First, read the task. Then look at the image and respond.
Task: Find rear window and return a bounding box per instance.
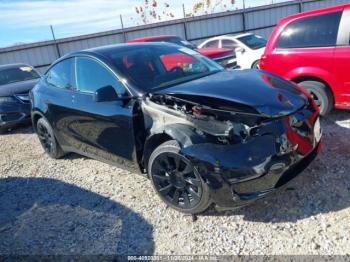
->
[0,66,40,86]
[277,11,342,49]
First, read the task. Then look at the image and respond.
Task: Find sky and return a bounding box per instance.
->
[0,0,279,48]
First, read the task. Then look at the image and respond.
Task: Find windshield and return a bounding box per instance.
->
[0,66,40,86]
[106,45,223,91]
[147,37,197,50]
[237,34,267,50]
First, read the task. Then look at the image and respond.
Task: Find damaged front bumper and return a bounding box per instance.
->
[180,110,322,210]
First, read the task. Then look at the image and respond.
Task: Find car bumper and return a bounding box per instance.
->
[181,106,321,210]
[215,142,321,211]
[0,101,31,129]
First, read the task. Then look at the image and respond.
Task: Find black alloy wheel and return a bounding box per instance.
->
[36,118,64,159]
[148,140,210,214]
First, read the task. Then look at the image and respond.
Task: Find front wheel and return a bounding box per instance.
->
[148,140,211,214]
[298,80,333,116]
[36,117,65,159]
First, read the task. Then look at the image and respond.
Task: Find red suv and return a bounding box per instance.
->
[260,3,350,115]
[128,35,237,69]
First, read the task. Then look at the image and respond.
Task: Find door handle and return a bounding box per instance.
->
[72,95,75,103]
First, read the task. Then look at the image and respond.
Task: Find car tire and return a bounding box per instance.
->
[298,80,333,116]
[148,140,211,214]
[36,117,65,159]
[251,60,260,69]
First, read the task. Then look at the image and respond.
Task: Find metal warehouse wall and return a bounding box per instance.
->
[0,0,348,72]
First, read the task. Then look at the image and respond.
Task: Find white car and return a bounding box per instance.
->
[198,33,267,69]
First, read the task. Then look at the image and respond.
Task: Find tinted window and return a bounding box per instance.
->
[222,39,239,49]
[75,57,126,95]
[104,45,222,91]
[277,12,342,49]
[0,66,40,86]
[237,34,267,49]
[203,40,219,48]
[46,59,74,89]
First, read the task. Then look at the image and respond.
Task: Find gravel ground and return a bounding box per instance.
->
[0,110,350,256]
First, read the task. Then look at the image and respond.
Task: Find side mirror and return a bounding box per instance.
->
[94,85,119,102]
[236,47,245,53]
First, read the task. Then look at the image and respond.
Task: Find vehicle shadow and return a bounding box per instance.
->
[0,177,154,255]
[0,123,34,135]
[205,110,350,222]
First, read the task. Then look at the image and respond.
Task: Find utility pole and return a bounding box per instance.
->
[120,14,127,43]
[50,25,61,58]
[182,4,188,40]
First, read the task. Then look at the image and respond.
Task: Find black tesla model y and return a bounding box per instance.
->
[30,43,322,214]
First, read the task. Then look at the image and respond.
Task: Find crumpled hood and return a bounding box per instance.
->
[0,78,39,97]
[155,70,308,118]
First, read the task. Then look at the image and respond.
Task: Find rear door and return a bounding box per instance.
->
[43,58,78,148]
[334,8,350,107]
[269,11,342,80]
[70,56,138,167]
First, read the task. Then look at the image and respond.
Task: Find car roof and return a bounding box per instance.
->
[70,42,177,56]
[202,33,253,42]
[127,35,177,43]
[227,33,253,38]
[279,2,350,23]
[0,63,32,71]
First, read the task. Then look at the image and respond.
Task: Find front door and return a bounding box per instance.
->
[70,56,138,168]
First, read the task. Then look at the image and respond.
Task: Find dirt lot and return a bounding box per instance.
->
[0,110,350,255]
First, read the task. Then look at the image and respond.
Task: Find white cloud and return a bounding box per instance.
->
[0,0,261,40]
[0,0,187,37]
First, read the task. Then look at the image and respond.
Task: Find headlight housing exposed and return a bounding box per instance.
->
[0,96,17,103]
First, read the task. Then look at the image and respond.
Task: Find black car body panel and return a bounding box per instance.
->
[155,70,308,118]
[31,43,321,210]
[0,65,40,130]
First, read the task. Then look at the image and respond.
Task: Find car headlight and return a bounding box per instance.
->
[0,96,16,103]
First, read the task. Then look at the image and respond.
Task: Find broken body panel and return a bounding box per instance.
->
[139,70,321,209]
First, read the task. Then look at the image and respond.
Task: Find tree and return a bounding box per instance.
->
[132,0,236,25]
[186,0,236,17]
[132,0,174,25]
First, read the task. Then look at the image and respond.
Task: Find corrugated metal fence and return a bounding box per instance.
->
[0,0,347,72]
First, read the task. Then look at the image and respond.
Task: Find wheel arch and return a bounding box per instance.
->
[292,75,335,105]
[142,123,206,173]
[31,110,46,132]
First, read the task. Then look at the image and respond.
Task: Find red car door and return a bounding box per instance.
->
[333,8,350,108]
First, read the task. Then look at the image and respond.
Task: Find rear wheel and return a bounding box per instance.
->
[298,80,333,116]
[251,60,260,69]
[36,117,64,159]
[148,140,211,214]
